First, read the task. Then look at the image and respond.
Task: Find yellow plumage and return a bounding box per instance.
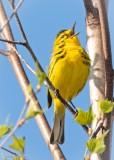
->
[48,23,90,144]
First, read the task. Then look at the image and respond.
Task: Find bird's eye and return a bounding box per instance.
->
[61,35,65,38]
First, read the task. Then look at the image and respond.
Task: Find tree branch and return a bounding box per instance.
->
[0,49,9,56]
[0,1,66,159]
[1,147,18,156]
[84,0,113,159]
[8,0,28,43]
[97,1,113,159]
[0,0,24,33]
[0,37,26,45]
[84,0,106,159]
[0,34,36,75]
[97,0,113,100]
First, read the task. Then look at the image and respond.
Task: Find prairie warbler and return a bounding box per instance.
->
[48,23,90,144]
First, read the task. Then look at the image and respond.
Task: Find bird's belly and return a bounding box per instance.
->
[50,56,89,102]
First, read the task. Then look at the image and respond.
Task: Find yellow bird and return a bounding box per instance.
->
[47,23,90,144]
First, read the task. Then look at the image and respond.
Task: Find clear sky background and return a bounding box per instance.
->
[0,0,114,160]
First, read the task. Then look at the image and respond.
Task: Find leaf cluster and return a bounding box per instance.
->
[0,124,25,160]
[75,100,113,155]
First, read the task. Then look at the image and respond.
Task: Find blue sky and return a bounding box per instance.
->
[0,0,114,160]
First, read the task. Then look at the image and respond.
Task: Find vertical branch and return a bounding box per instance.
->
[97,0,113,100]
[83,0,105,160]
[97,1,113,160]
[0,1,66,159]
[84,0,113,160]
[83,0,105,115]
[104,0,109,13]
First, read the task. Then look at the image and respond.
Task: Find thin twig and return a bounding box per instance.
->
[0,102,27,148]
[1,33,36,76]
[84,119,104,159]
[0,49,9,56]
[91,120,104,138]
[1,147,18,156]
[0,0,24,33]
[0,37,26,45]
[8,0,28,42]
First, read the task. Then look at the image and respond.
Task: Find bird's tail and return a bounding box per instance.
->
[50,113,65,144]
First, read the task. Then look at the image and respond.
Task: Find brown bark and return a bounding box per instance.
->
[84,0,113,159]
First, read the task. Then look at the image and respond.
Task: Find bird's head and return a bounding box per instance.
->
[53,22,80,49]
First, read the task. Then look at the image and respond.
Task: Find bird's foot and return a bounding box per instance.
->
[53,89,59,98]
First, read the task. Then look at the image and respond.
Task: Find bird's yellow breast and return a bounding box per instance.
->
[49,46,90,102]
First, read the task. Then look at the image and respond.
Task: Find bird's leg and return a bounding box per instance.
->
[53,89,59,98]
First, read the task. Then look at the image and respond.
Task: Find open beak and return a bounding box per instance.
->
[69,22,80,36]
[75,32,80,36]
[69,22,76,36]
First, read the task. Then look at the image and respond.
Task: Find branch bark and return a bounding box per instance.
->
[84,0,105,118]
[97,1,113,160]
[0,1,65,159]
[84,0,113,160]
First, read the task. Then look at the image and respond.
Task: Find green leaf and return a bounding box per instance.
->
[87,138,106,154]
[86,130,109,154]
[0,124,12,138]
[36,63,46,86]
[25,104,43,119]
[9,135,25,153]
[98,100,114,113]
[75,107,95,125]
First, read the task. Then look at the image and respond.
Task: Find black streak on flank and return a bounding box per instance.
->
[82,61,90,66]
[54,50,63,56]
[49,52,66,79]
[59,44,64,48]
[56,52,66,63]
[81,54,89,60]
